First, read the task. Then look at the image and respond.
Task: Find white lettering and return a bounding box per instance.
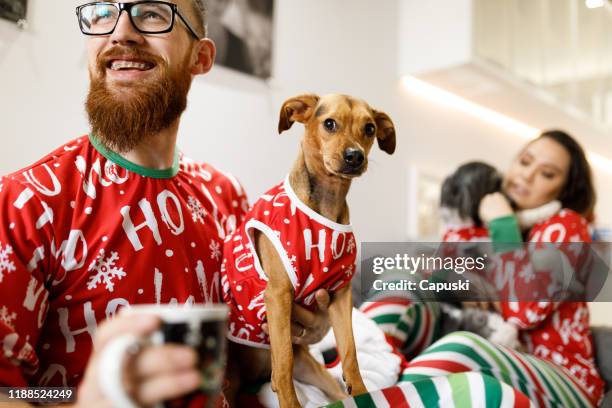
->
[39,364,68,387]
[27,246,45,272]
[105,298,130,320]
[195,260,220,304]
[331,230,346,260]
[51,230,88,285]
[24,164,61,197]
[200,184,226,239]
[58,301,97,353]
[303,228,326,262]
[22,276,50,329]
[157,190,184,236]
[120,199,162,251]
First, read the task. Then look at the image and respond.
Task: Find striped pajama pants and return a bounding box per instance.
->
[344,298,597,408]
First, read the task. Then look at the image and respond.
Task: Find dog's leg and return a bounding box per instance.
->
[293,345,348,402]
[257,233,301,408]
[328,285,367,396]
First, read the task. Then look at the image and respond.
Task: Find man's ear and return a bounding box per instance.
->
[191,39,216,75]
[374,110,396,155]
[278,94,320,134]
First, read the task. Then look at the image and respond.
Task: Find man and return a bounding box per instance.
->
[0,1,330,406]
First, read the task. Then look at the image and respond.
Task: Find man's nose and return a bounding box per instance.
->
[110,11,144,45]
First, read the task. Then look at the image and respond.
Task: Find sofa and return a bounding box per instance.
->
[592,327,612,407]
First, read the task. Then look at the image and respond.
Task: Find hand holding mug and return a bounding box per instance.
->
[77,304,228,408]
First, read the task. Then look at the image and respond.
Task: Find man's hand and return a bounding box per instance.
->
[479,192,514,225]
[76,313,201,408]
[262,289,331,345]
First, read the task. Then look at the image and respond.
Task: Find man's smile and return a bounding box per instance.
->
[108,60,155,71]
[103,55,158,81]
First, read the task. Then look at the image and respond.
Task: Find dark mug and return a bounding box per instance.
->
[98,304,228,408]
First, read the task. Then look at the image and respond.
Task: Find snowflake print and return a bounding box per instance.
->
[0,242,16,283]
[344,264,355,278]
[187,196,207,224]
[87,250,127,292]
[209,240,222,261]
[0,306,16,329]
[347,236,356,254]
[287,254,300,276]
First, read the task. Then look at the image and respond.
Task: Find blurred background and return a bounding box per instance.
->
[0,0,610,318]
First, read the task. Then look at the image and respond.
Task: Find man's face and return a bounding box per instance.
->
[84,0,214,152]
[86,0,199,89]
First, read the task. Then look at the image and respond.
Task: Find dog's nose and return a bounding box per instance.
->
[343,148,365,168]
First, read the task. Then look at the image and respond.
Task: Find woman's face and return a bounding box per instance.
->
[503,137,570,210]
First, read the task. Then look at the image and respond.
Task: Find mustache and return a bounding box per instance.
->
[96,46,165,73]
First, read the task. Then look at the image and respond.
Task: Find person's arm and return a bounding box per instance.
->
[0,175,205,407]
[479,192,522,252]
[0,177,52,388]
[482,195,589,328]
[0,309,204,408]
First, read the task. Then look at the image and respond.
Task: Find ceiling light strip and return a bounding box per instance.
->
[401,75,612,173]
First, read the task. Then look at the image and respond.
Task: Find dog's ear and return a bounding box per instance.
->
[278,94,320,134]
[374,110,396,155]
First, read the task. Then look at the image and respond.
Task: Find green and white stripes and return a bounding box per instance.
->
[358,296,597,407]
[326,372,536,408]
[399,332,594,407]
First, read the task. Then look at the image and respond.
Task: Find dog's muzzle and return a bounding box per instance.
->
[342,148,365,173]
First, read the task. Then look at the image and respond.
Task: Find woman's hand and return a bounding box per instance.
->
[262,289,331,345]
[479,193,514,224]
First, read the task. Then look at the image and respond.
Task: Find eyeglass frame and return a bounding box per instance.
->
[75,1,201,39]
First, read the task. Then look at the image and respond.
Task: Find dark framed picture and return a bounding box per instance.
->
[206,0,274,79]
[0,0,27,23]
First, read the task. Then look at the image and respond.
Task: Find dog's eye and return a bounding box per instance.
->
[323,118,337,132]
[364,123,376,136]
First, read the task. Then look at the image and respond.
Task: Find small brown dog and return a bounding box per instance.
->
[222,94,396,407]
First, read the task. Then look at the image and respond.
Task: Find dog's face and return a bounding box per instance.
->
[278,94,396,179]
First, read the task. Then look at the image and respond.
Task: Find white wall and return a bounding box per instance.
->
[398,0,473,75]
[1,0,610,322]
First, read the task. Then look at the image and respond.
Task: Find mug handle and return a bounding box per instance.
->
[98,334,142,408]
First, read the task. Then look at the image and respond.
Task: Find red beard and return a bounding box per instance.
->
[86,46,193,153]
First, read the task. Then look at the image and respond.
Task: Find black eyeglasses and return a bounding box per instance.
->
[76,1,200,39]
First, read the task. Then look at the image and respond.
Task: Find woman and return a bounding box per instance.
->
[357,130,604,407]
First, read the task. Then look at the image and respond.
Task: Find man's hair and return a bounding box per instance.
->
[189,0,207,38]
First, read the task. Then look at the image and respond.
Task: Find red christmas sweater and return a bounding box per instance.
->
[221,178,357,348]
[442,224,489,242]
[0,135,248,390]
[444,211,604,405]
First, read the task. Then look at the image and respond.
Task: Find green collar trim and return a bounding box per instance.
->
[88,134,180,179]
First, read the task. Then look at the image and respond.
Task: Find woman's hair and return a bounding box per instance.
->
[536,130,596,219]
[440,161,502,227]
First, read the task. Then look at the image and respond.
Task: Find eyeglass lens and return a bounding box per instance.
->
[79,2,173,34]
